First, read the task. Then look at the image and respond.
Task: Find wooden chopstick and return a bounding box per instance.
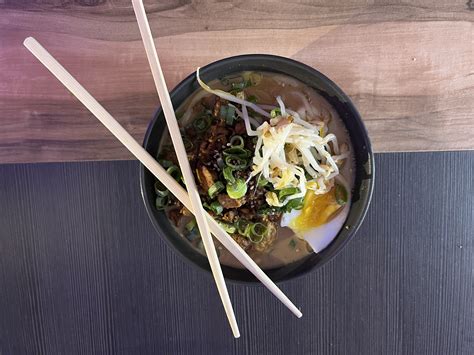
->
[23,36,303,324]
[130,0,239,338]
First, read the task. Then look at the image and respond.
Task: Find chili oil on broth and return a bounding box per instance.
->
[158,71,354,270]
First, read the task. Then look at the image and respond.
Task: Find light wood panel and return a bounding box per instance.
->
[0,1,473,163]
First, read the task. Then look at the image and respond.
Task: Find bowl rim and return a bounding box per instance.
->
[139,54,374,285]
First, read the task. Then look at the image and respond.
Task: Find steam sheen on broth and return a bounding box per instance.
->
[156,71,354,270]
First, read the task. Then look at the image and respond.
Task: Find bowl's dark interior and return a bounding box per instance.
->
[140,55,374,283]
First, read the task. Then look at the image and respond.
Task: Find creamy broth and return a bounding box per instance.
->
[159,71,354,270]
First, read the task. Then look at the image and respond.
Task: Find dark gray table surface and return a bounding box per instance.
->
[0,152,473,355]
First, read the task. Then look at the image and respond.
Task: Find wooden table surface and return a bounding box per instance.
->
[1,1,473,163]
[0,152,472,354]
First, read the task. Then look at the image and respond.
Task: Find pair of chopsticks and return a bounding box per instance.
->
[23,0,301,337]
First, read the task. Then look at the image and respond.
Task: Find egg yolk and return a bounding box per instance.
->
[290,187,342,232]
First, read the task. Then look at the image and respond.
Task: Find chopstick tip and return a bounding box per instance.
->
[23,36,35,47]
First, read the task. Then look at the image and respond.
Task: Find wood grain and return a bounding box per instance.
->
[0,1,473,163]
[0,152,472,354]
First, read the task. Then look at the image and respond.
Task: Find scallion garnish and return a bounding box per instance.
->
[208,181,224,198]
[220,105,236,125]
[224,155,248,170]
[185,218,197,232]
[257,176,269,187]
[223,146,251,158]
[209,201,223,215]
[247,95,258,104]
[159,159,174,169]
[335,183,348,205]
[249,223,267,243]
[270,108,281,118]
[236,220,251,237]
[223,166,235,184]
[166,165,182,183]
[278,187,299,200]
[284,197,304,212]
[226,178,247,199]
[218,221,236,234]
[229,135,244,148]
[231,80,251,91]
[289,239,297,249]
[154,181,169,197]
[183,137,194,152]
[193,114,211,132]
[155,195,169,210]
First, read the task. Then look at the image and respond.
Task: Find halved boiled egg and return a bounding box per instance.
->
[281,178,350,253]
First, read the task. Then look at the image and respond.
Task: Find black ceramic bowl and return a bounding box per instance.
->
[140,55,374,283]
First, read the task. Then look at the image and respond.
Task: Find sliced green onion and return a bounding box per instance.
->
[209,201,223,215]
[284,198,304,212]
[226,106,235,125]
[224,155,248,170]
[289,239,297,249]
[249,223,267,243]
[231,80,251,90]
[236,220,251,237]
[220,105,236,125]
[270,108,281,118]
[193,114,211,132]
[223,147,251,158]
[204,201,223,215]
[218,221,236,234]
[183,137,194,152]
[257,176,269,187]
[208,181,224,198]
[226,114,234,126]
[335,183,348,205]
[185,219,197,232]
[159,159,174,169]
[278,187,299,200]
[197,239,204,252]
[229,135,244,148]
[247,95,258,104]
[223,166,235,184]
[154,181,169,197]
[155,195,168,210]
[226,178,247,199]
[216,157,225,169]
[167,166,182,183]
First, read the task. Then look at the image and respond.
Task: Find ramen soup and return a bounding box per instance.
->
[154,71,354,270]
